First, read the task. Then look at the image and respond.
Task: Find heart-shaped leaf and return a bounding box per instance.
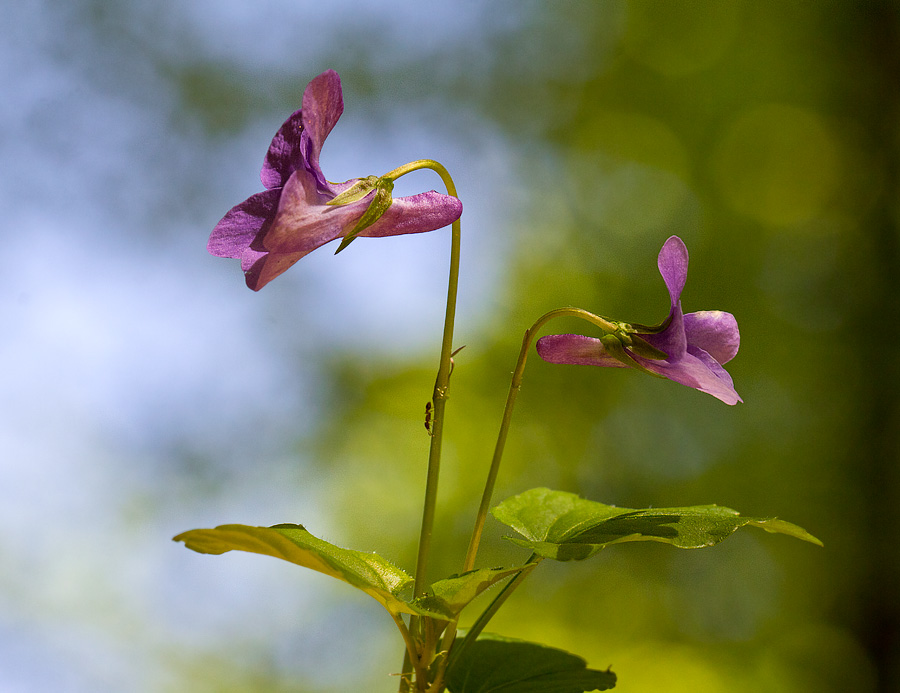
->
[492,488,822,561]
[446,633,616,692]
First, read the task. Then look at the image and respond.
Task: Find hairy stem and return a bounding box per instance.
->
[392,612,426,687]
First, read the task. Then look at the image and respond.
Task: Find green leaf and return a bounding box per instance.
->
[492,488,822,561]
[413,566,529,620]
[174,525,531,622]
[446,633,616,692]
[174,523,426,617]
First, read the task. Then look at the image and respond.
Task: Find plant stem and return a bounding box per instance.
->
[390,160,461,692]
[426,307,615,689]
[461,307,616,571]
[429,556,539,690]
[391,612,426,687]
[409,160,460,597]
[443,555,540,676]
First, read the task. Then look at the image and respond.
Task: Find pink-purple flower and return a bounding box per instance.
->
[208,70,463,290]
[536,236,742,405]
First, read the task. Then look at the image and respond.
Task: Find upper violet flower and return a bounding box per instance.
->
[208,70,463,290]
[536,236,742,404]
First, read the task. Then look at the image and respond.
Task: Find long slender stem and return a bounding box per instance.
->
[462,307,617,572]
[409,161,460,597]
[391,160,461,693]
[428,307,616,688]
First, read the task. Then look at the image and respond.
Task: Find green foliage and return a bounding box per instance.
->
[174,524,529,622]
[492,488,822,561]
[446,633,616,692]
[174,523,423,616]
[413,566,531,620]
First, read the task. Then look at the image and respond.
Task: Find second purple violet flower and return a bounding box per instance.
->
[537,236,742,405]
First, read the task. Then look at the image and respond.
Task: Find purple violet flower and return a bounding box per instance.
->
[208,70,463,290]
[536,236,742,405]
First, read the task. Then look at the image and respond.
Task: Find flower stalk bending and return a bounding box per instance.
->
[207,70,462,290]
[397,160,462,693]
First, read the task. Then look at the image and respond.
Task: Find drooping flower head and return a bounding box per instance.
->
[536,236,742,404]
[208,70,463,290]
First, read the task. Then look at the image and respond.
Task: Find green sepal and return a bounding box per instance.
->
[492,488,822,562]
[600,320,668,363]
[446,633,616,692]
[599,334,633,367]
[627,311,674,335]
[326,176,379,206]
[625,334,668,361]
[335,177,395,254]
[413,566,531,621]
[599,334,664,378]
[173,523,443,618]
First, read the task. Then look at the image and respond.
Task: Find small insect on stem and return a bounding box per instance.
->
[426,346,466,436]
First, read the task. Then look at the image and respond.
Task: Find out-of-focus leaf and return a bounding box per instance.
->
[446,632,616,692]
[492,488,822,561]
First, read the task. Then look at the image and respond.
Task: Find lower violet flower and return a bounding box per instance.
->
[536,236,742,404]
[208,69,463,290]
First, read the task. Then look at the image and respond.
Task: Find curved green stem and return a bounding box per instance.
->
[391,160,461,692]
[462,307,616,572]
[426,307,613,690]
[409,160,460,598]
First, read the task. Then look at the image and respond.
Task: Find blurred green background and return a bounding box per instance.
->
[3,1,898,691]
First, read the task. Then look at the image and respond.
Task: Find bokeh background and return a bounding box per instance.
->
[3,1,898,691]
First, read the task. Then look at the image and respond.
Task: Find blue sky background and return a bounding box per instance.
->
[1,2,528,690]
[4,2,898,692]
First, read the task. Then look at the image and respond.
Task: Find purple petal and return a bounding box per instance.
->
[301,70,344,188]
[240,245,266,272]
[243,250,305,291]
[536,334,627,368]
[263,168,362,254]
[635,348,742,405]
[687,346,737,391]
[641,303,687,360]
[657,235,689,308]
[260,109,305,190]
[686,346,742,404]
[359,191,463,238]
[208,189,280,258]
[684,311,740,365]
